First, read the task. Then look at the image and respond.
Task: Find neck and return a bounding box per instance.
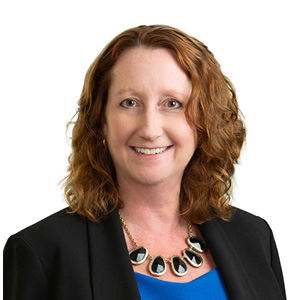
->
[117,176,184,233]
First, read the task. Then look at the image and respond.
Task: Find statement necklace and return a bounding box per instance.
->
[119,212,207,277]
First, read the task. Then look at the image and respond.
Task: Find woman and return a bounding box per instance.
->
[4,25,286,299]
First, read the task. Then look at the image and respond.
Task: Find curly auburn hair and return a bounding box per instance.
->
[62,25,246,223]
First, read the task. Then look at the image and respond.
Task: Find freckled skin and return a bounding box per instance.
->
[103,47,197,187]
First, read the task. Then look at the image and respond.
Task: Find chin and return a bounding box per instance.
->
[130,171,180,187]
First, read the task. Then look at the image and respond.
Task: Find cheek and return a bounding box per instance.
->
[174,120,197,148]
[106,115,132,145]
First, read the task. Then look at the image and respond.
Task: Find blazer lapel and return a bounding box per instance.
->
[198,218,260,300]
[87,209,262,299]
[87,210,141,300]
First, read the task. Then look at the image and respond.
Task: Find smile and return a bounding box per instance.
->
[134,147,168,155]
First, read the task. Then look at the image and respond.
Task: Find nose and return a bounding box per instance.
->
[138,107,163,141]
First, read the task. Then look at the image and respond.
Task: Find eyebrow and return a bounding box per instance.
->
[114,88,190,100]
[115,89,136,97]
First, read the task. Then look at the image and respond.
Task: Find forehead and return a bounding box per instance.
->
[109,47,191,97]
[112,47,180,75]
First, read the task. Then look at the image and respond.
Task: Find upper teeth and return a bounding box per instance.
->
[135,147,167,155]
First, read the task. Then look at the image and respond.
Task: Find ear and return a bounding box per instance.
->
[101,114,107,137]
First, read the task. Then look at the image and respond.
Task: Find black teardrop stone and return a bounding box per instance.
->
[171,256,188,276]
[184,249,203,267]
[129,247,148,264]
[187,237,207,253]
[149,256,166,276]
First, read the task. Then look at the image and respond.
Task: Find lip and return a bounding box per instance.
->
[130,145,172,156]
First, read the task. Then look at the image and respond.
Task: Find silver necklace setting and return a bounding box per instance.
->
[119,212,207,277]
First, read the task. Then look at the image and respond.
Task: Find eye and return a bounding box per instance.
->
[120,99,137,108]
[165,99,182,109]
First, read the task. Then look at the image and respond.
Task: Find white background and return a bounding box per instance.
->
[1,0,299,298]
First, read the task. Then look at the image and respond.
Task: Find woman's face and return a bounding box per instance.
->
[103,47,197,187]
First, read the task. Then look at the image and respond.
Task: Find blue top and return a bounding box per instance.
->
[135,268,229,300]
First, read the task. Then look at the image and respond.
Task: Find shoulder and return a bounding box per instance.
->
[4,208,93,281]
[200,207,278,270]
[226,207,270,229]
[201,207,272,241]
[201,208,286,299]
[224,207,271,231]
[216,207,274,252]
[6,208,89,252]
[18,208,86,234]
[4,209,99,299]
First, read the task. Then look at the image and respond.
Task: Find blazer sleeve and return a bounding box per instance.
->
[4,234,51,300]
[268,225,286,298]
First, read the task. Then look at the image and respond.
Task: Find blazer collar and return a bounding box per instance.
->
[87,209,141,300]
[198,218,260,300]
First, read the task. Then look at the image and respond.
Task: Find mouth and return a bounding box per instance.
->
[133,146,168,155]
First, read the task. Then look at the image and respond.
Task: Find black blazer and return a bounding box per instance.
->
[4,208,286,300]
